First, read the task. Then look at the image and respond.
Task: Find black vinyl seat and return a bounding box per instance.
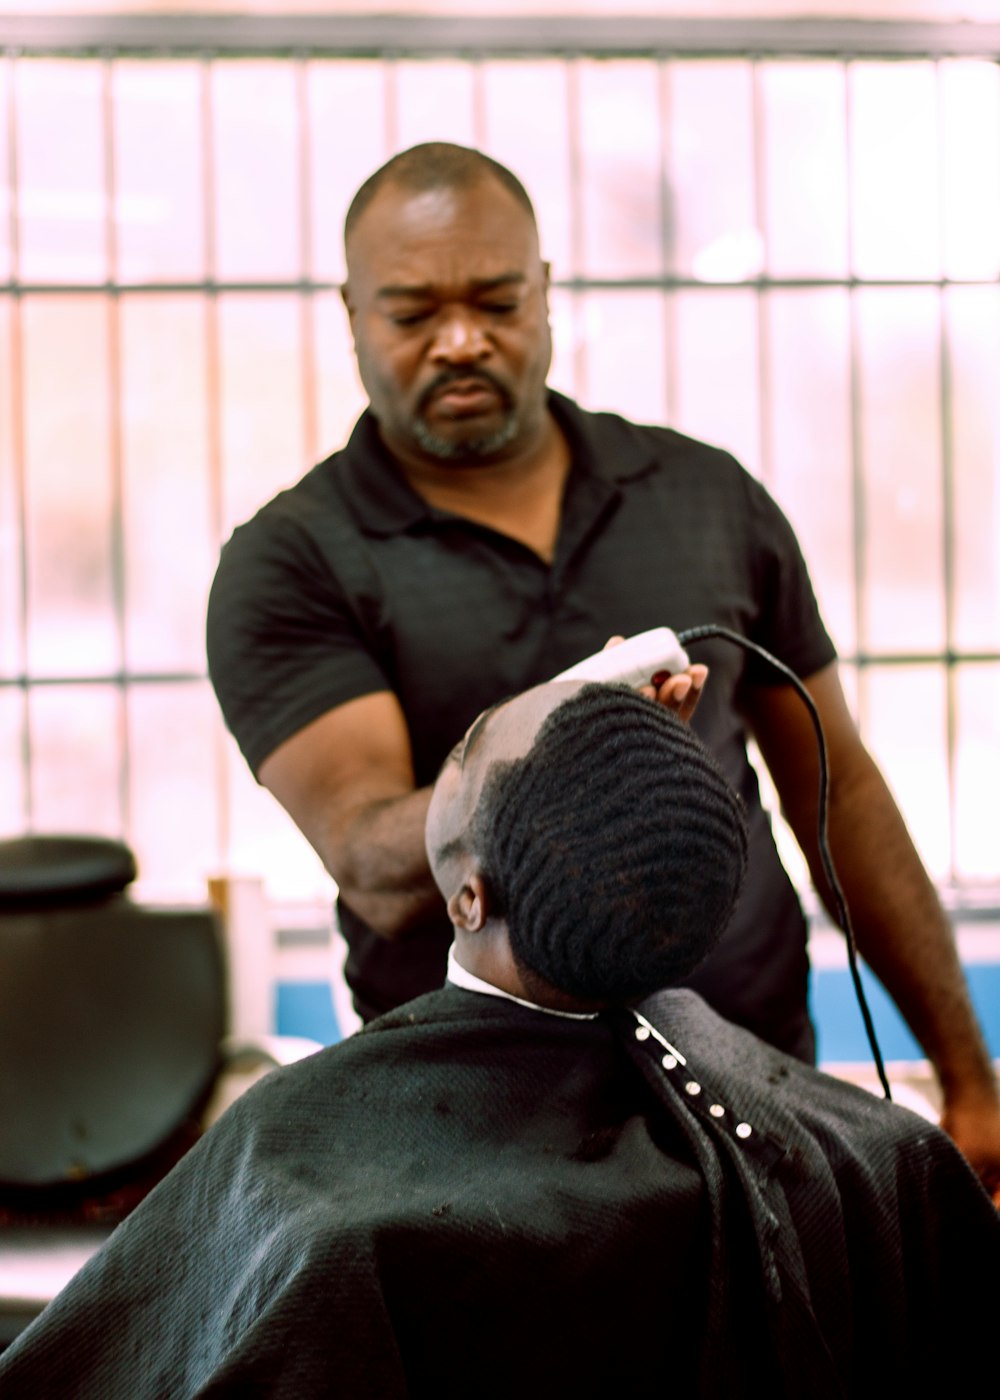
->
[0,834,323,1346]
[0,835,225,1191]
[0,835,138,912]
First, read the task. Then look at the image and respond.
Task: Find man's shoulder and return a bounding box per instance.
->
[551,391,754,486]
[223,409,424,561]
[226,986,605,1121]
[234,448,355,540]
[220,988,488,1108]
[212,430,383,590]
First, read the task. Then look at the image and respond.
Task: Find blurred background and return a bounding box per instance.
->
[1,0,998,1055]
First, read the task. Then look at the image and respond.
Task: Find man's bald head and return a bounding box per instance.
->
[344,142,537,252]
[427,683,749,1006]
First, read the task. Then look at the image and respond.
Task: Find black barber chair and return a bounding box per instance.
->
[0,834,225,1194]
[0,834,312,1344]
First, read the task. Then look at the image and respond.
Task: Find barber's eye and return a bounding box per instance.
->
[391,311,432,327]
[483,303,518,316]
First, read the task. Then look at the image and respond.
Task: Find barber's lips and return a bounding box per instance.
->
[428,378,503,416]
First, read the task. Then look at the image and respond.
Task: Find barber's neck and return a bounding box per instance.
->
[389,413,570,564]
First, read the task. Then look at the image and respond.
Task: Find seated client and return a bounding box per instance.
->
[1,681,996,1397]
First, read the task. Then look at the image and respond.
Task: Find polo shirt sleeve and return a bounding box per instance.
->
[741,472,838,686]
[207,503,391,777]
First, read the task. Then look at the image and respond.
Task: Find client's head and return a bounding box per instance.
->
[425,681,748,1010]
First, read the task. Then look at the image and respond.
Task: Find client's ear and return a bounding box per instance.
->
[447,872,490,933]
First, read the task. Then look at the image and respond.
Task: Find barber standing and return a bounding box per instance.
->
[207,142,1000,1200]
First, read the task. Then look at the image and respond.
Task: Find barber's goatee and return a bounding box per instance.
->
[413,371,519,461]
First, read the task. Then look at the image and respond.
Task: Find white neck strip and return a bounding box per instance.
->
[446,946,599,1020]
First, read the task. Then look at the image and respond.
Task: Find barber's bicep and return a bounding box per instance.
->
[208,521,392,779]
[258,691,418,876]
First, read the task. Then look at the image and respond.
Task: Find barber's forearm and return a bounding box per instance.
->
[319,786,443,941]
[804,760,997,1107]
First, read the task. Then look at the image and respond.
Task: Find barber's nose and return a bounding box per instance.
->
[429,309,491,363]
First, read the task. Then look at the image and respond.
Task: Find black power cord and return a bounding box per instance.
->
[677,623,892,1101]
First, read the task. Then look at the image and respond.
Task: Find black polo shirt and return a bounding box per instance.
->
[208,392,836,1053]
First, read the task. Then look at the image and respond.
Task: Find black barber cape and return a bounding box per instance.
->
[1,987,997,1398]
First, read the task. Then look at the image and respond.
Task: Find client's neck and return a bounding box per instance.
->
[452,928,607,1015]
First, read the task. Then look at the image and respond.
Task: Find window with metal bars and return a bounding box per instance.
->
[0,42,997,904]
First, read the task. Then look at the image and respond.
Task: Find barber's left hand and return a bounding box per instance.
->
[600,637,708,724]
[940,1098,1000,1208]
[641,664,709,723]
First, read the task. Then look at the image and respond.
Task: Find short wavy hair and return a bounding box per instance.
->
[471,684,748,1003]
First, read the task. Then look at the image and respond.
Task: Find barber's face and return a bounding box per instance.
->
[342,177,552,469]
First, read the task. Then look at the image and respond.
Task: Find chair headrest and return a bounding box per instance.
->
[0,836,137,910]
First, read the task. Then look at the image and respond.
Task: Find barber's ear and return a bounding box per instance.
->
[340,282,356,329]
[447,873,490,933]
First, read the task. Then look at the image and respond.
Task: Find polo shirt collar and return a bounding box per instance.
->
[332,390,657,539]
[333,412,430,536]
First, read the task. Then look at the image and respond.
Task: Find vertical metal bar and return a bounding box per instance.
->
[103,53,130,838]
[297,55,318,465]
[844,59,868,731]
[202,54,229,873]
[471,51,486,150]
[751,58,772,490]
[384,55,398,154]
[203,54,222,548]
[566,56,586,402]
[6,55,31,828]
[935,59,959,886]
[658,56,677,426]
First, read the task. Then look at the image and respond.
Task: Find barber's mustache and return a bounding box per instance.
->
[418,368,512,412]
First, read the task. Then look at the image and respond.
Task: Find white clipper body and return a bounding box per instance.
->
[553,627,690,690]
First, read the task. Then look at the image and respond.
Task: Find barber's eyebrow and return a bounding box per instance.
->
[376,274,527,301]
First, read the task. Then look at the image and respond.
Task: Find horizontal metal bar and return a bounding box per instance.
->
[3,276,999,298]
[0,281,340,297]
[942,901,1000,922]
[1,15,1000,60]
[4,653,999,691]
[0,672,207,687]
[838,653,1000,668]
[554,276,1000,293]
[699,652,1000,669]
